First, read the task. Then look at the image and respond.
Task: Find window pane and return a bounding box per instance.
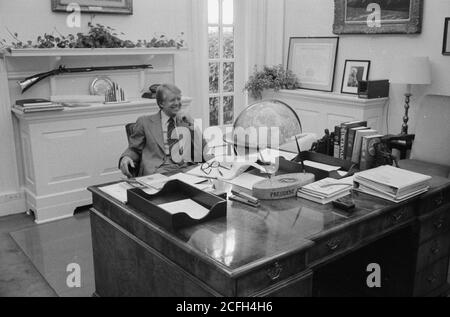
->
[208,27,219,59]
[208,0,219,24]
[222,0,234,24]
[209,62,219,93]
[223,62,234,93]
[223,27,234,59]
[223,96,234,125]
[209,97,219,126]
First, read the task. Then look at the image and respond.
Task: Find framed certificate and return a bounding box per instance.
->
[287,37,339,92]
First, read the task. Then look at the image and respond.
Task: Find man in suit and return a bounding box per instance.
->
[119,83,210,177]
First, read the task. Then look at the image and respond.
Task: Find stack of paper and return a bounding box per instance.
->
[353,165,431,203]
[297,176,354,204]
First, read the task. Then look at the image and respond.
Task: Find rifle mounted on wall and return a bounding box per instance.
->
[18,64,153,93]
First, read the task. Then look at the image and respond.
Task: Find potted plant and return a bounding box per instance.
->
[244,64,300,99]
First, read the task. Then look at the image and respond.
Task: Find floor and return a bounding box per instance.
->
[0,209,94,297]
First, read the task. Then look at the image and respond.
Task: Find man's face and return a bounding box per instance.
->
[160,90,182,117]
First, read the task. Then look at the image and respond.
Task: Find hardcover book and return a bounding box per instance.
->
[15,98,53,107]
[339,121,367,159]
[359,134,383,170]
[351,129,378,164]
[346,126,369,161]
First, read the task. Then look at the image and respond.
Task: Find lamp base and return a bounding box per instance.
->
[401,93,412,135]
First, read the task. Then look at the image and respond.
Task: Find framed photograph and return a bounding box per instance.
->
[52,0,133,15]
[443,18,450,55]
[341,60,370,94]
[333,0,423,34]
[287,37,339,92]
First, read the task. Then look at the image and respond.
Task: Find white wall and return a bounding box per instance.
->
[0,0,197,216]
[281,0,450,135]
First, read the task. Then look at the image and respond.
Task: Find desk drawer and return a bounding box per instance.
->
[416,232,450,272]
[418,188,450,216]
[413,257,450,297]
[382,205,415,231]
[308,230,356,264]
[236,252,308,297]
[253,271,313,297]
[418,206,450,243]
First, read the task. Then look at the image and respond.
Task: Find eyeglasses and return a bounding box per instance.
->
[201,160,231,175]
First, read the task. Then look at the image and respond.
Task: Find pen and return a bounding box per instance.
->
[231,189,259,204]
[229,195,260,207]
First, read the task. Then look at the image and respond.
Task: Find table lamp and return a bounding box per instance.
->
[389,56,432,134]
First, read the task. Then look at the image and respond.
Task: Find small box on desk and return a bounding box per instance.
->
[357,80,389,99]
[279,151,356,181]
[127,179,227,231]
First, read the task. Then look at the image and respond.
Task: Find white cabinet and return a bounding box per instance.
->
[261,89,388,136]
[1,48,189,222]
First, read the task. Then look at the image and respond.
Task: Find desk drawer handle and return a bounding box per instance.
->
[326,239,342,251]
[431,247,440,255]
[391,211,405,224]
[427,274,438,284]
[433,218,444,230]
[266,262,283,281]
[434,195,443,207]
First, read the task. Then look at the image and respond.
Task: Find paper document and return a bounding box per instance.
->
[98,182,134,203]
[169,173,208,185]
[158,199,210,220]
[225,173,266,190]
[303,160,342,172]
[136,173,170,189]
[259,148,298,162]
[301,176,354,197]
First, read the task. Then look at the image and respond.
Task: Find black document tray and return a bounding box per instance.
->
[127,179,227,231]
[279,151,357,181]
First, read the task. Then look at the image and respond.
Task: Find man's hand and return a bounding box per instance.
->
[120,156,135,178]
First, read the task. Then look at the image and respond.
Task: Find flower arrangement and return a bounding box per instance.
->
[0,22,185,50]
[244,65,300,99]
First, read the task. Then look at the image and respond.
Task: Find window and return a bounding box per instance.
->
[208,0,235,127]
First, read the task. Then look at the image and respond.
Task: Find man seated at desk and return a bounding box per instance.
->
[119,83,211,177]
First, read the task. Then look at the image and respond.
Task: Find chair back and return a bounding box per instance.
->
[411,95,450,166]
[125,123,140,177]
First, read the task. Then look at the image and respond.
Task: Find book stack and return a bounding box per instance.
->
[332,120,383,170]
[354,165,432,203]
[13,98,64,113]
[297,176,354,204]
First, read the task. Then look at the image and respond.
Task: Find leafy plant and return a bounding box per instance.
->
[1,23,185,50]
[244,65,300,99]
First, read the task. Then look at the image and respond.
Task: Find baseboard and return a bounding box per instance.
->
[0,191,26,217]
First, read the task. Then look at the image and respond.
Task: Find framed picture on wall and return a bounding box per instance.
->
[287,37,339,92]
[52,0,133,15]
[443,18,450,55]
[341,60,370,94]
[333,0,423,34]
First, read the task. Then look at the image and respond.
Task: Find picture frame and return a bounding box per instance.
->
[443,18,450,56]
[341,60,370,94]
[51,0,133,15]
[333,0,423,34]
[287,37,339,92]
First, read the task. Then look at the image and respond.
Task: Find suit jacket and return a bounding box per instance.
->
[120,111,209,176]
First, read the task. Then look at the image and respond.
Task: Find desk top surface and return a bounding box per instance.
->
[89,169,450,277]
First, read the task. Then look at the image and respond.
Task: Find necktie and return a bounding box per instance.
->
[167,117,181,159]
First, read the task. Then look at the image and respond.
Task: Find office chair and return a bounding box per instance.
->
[125,122,140,177]
[387,95,450,178]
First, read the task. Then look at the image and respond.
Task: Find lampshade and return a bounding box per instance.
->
[389,56,432,85]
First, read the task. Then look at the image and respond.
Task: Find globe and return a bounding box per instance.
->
[232,99,302,149]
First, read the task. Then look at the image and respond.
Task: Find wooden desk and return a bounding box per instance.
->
[88,171,450,297]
